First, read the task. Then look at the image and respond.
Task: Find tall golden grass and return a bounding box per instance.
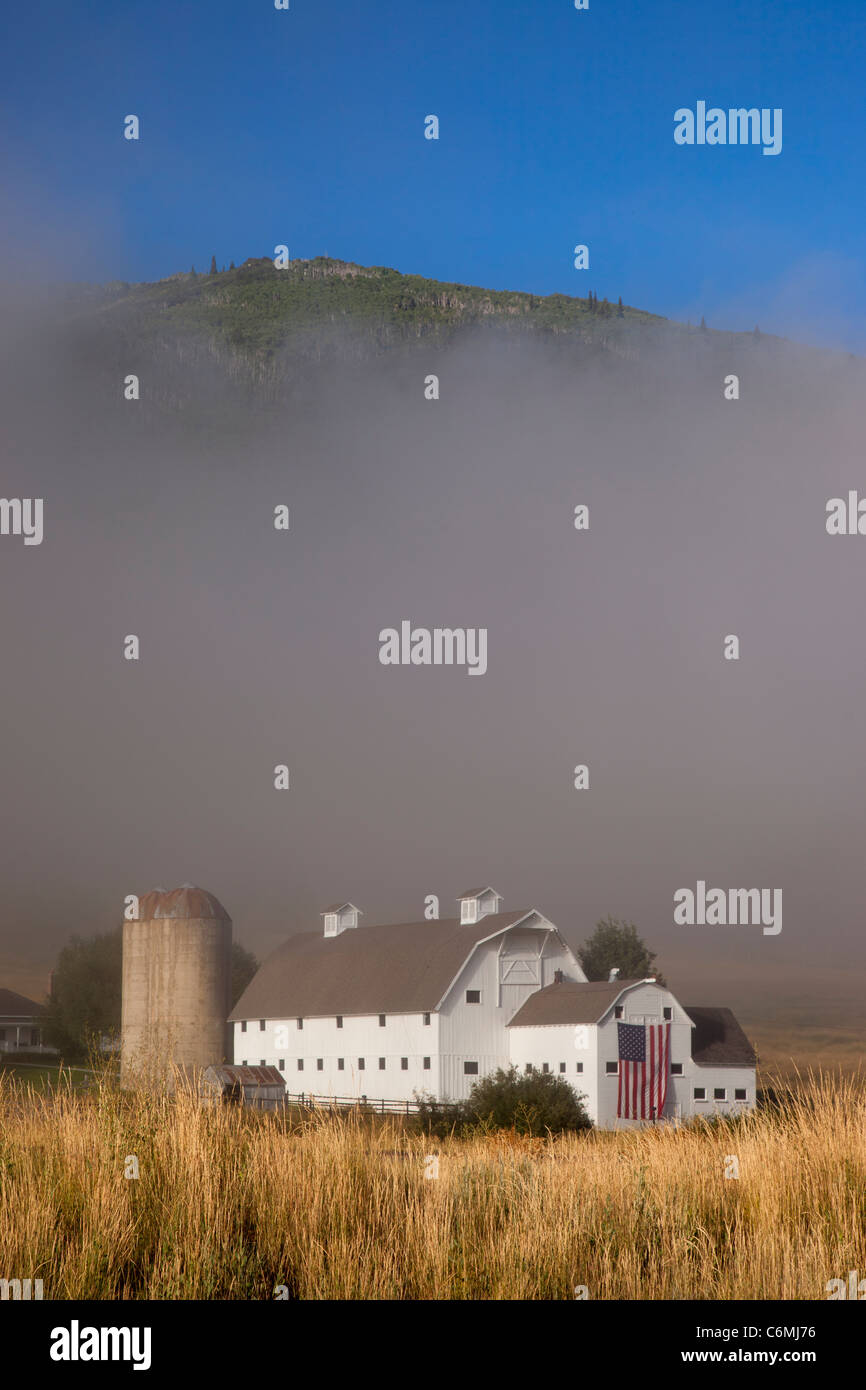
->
[1,1067,863,1299]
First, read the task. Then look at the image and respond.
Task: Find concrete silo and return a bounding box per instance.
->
[121,883,232,1088]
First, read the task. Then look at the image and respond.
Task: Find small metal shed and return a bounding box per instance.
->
[201,1064,286,1111]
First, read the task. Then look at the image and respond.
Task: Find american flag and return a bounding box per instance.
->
[617,1021,670,1120]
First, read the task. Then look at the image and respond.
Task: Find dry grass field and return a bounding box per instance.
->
[1,1065,864,1300]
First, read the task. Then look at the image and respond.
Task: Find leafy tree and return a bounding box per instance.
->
[209,255,218,275]
[577,915,666,986]
[42,931,258,1060]
[231,941,259,1005]
[43,928,123,1058]
[462,1066,592,1134]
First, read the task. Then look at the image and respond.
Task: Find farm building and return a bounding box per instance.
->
[201,1064,286,1111]
[230,887,757,1128]
[0,988,55,1055]
[121,884,232,1088]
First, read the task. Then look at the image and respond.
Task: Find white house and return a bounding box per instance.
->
[0,988,54,1055]
[229,888,756,1127]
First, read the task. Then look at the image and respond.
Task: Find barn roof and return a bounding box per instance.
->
[506,985,756,1068]
[0,988,44,1017]
[507,979,648,1026]
[685,1007,756,1067]
[230,911,546,1020]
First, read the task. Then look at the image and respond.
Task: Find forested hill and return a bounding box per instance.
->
[66,254,667,357]
[26,254,850,422]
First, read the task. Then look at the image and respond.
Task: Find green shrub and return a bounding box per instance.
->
[463,1067,592,1136]
[412,1068,592,1138]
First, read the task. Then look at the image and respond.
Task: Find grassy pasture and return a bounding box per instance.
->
[0,1066,863,1300]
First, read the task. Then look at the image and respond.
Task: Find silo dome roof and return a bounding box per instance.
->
[138,885,231,921]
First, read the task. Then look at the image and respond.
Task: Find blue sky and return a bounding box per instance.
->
[3,0,866,349]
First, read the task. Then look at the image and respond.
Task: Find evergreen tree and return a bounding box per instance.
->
[229,260,235,270]
[209,255,218,275]
[189,265,196,277]
[753,324,761,339]
[617,295,624,318]
[700,315,707,331]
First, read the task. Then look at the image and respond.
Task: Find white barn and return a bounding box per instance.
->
[230,888,756,1128]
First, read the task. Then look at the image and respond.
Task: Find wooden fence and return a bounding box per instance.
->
[282,1091,459,1116]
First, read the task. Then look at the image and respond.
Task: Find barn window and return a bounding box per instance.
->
[423,1057,430,1070]
[278,1059,285,1071]
[336,1016,343,1028]
[614,1006,623,1019]
[317,1058,323,1071]
[240,1021,247,1033]
[358,1058,365,1070]
[693,1087,706,1101]
[423,1013,430,1026]
[671,1063,683,1076]
[559,1062,566,1073]
[605,1062,618,1075]
[297,1059,303,1071]
[466,990,481,1004]
[576,1062,583,1074]
[735,1088,747,1101]
[378,1057,385,1070]
[337,1058,344,1070]
[297,1018,303,1030]
[714,1088,726,1100]
[260,1059,266,1067]
[379,1015,386,1027]
[464,1061,478,1075]
[401,1058,408,1070]
[259,1020,265,1031]
[542,1063,550,1074]
[663,1007,672,1020]
[241,1060,247,1067]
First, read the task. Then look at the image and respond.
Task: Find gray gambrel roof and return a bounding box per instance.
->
[507,979,648,1026]
[230,911,555,1020]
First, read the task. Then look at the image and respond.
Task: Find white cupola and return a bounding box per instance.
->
[321,903,363,937]
[456,887,503,925]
